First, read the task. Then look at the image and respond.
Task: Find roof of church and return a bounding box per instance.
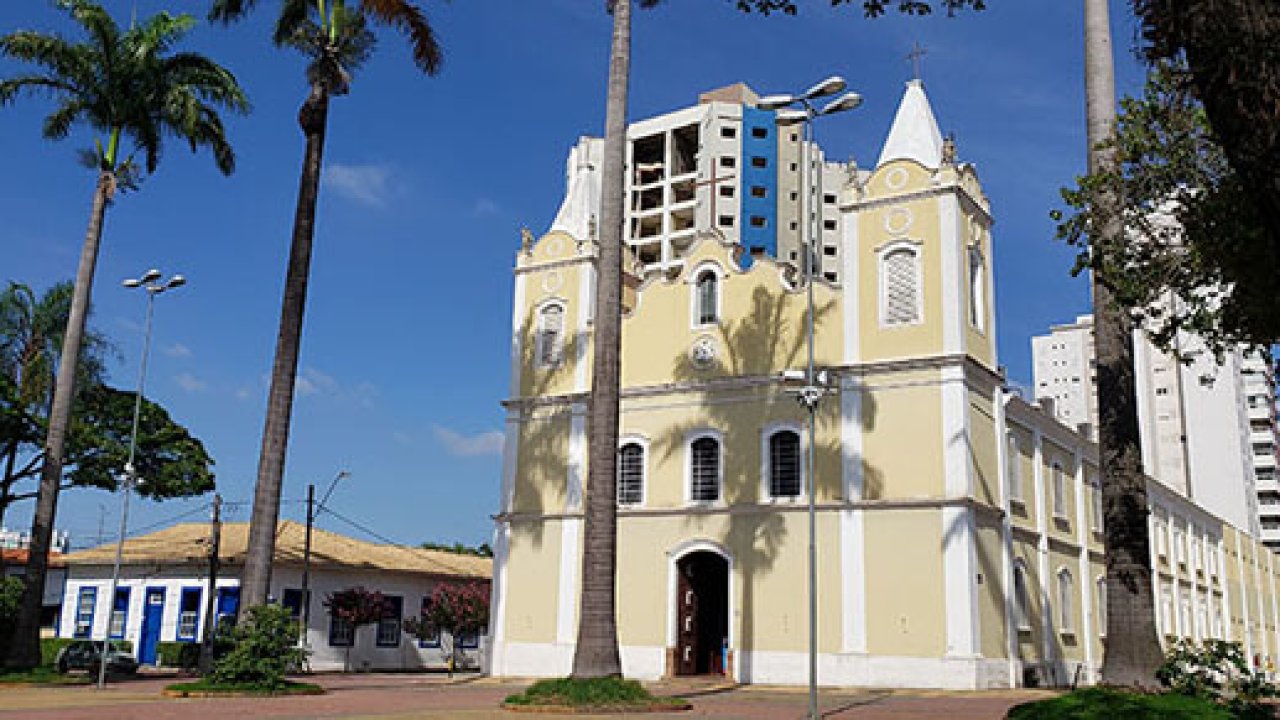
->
[877,79,945,169]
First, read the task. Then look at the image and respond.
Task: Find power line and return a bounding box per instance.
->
[317,506,405,548]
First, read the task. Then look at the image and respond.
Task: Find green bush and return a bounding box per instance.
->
[208,605,305,690]
[504,677,683,709]
[156,642,201,669]
[1157,639,1278,715]
[1007,686,1235,719]
[40,638,133,667]
[0,577,22,648]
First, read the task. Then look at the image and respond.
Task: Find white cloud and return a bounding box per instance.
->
[164,342,192,359]
[295,367,337,397]
[432,425,504,458]
[473,198,500,216]
[292,367,375,409]
[175,372,208,392]
[325,163,393,207]
[234,386,252,401]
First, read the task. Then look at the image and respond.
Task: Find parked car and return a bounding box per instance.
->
[54,641,139,675]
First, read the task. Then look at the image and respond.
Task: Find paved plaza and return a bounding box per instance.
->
[0,673,1052,719]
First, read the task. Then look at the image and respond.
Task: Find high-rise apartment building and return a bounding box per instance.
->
[1032,317,1273,538]
[1244,354,1280,546]
[551,83,853,281]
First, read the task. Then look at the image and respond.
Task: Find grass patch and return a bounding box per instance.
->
[163,679,323,697]
[0,667,90,685]
[1007,687,1244,719]
[504,677,688,712]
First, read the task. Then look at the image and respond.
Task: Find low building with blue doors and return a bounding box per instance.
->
[57,521,491,672]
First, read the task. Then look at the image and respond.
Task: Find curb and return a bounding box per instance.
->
[502,701,693,714]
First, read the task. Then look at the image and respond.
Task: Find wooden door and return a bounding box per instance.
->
[676,562,699,675]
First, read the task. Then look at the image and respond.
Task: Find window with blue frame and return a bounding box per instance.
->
[73,587,97,638]
[177,588,201,641]
[457,630,480,649]
[109,587,130,639]
[329,615,354,647]
[376,595,403,648]
[417,596,440,648]
[281,588,305,618]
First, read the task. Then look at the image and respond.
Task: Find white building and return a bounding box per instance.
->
[557,82,851,281]
[1032,316,1271,537]
[1244,354,1280,547]
[57,521,491,672]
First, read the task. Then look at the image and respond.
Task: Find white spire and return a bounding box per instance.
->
[549,137,603,240]
[876,79,945,170]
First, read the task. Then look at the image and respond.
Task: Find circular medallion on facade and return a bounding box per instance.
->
[545,236,565,257]
[689,335,719,369]
[541,270,563,293]
[884,208,913,235]
[885,167,909,190]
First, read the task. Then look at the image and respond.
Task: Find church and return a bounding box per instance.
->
[486,80,1280,689]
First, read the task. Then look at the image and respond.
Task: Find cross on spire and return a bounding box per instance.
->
[906,41,928,81]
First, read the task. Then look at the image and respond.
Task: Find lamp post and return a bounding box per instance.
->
[98,269,185,689]
[760,78,862,720]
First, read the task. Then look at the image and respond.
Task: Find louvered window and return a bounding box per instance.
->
[769,430,802,498]
[696,272,718,324]
[537,304,564,367]
[968,247,985,331]
[1013,562,1030,631]
[1058,569,1074,632]
[617,443,644,506]
[882,247,920,325]
[690,437,720,502]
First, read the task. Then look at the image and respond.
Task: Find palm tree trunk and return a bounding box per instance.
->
[241,84,330,610]
[570,0,630,680]
[1086,0,1164,687]
[6,171,113,668]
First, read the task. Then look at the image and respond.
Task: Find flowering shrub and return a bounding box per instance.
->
[403,581,490,670]
[323,586,391,627]
[1157,639,1277,715]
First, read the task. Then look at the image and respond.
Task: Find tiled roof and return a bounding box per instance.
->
[0,549,66,568]
[60,521,490,580]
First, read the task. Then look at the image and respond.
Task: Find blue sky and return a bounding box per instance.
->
[2,1,1147,551]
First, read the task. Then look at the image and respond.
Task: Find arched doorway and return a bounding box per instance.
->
[674,550,729,676]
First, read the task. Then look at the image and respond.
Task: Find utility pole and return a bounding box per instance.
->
[300,483,314,648]
[199,494,221,674]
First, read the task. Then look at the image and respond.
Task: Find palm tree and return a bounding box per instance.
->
[570,0,660,680]
[1083,0,1164,686]
[0,281,111,536]
[0,1,248,668]
[206,0,443,609]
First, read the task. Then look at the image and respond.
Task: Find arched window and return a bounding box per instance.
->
[689,436,721,503]
[881,246,921,326]
[617,442,644,506]
[1013,560,1031,631]
[1051,461,1066,518]
[536,303,565,367]
[1057,568,1074,632]
[968,246,985,332]
[1096,576,1107,636]
[1006,433,1023,503]
[696,270,718,325]
[767,429,802,499]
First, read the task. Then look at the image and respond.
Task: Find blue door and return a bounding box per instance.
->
[138,588,165,665]
[215,587,240,627]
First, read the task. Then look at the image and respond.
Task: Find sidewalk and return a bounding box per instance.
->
[0,673,1054,719]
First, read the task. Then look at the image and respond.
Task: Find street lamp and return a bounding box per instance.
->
[766,77,862,720]
[98,269,185,689]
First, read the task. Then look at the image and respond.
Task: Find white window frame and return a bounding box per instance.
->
[760,421,805,502]
[534,299,567,369]
[617,435,648,508]
[1013,560,1031,631]
[1051,461,1067,519]
[1096,575,1107,637]
[877,239,924,328]
[1057,568,1075,634]
[688,262,725,329]
[967,244,986,333]
[1006,432,1023,504]
[684,429,724,506]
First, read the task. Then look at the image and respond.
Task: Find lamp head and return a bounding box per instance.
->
[820,91,863,116]
[803,76,847,100]
[757,93,797,111]
[141,268,162,283]
[165,275,186,290]
[122,279,142,288]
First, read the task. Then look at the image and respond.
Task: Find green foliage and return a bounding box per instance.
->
[0,577,23,648]
[164,679,322,696]
[1157,639,1277,715]
[0,0,250,176]
[418,541,492,557]
[1007,686,1235,719]
[156,641,203,669]
[1054,62,1278,352]
[38,638,131,667]
[504,677,681,709]
[0,666,89,684]
[208,605,305,690]
[323,586,390,627]
[403,581,489,655]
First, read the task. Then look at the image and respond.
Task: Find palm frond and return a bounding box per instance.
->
[207,0,258,24]
[272,0,311,47]
[0,75,80,106]
[40,98,86,140]
[358,0,442,75]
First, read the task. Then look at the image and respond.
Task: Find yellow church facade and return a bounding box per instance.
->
[487,81,1280,689]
